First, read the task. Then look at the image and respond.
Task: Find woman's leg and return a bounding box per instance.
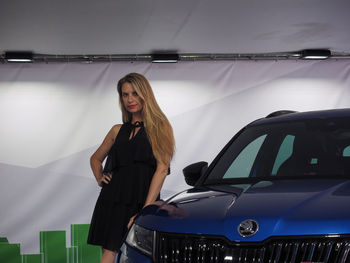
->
[100,248,116,263]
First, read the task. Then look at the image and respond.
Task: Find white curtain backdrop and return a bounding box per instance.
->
[1,60,350,254]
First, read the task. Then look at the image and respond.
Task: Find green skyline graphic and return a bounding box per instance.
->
[0,224,102,263]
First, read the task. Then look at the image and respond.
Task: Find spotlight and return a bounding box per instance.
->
[300,49,331,60]
[5,51,33,62]
[151,53,179,63]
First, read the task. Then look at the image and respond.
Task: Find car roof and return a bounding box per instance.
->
[248,108,350,127]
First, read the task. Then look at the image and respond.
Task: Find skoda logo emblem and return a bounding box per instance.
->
[238,219,259,237]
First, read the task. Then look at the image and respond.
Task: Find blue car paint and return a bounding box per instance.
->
[136,179,350,243]
[249,108,350,127]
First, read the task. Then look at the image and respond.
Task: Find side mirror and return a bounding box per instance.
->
[183,161,208,186]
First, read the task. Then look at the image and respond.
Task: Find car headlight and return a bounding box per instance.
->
[125,224,155,257]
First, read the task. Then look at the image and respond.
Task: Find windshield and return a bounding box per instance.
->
[205,117,350,184]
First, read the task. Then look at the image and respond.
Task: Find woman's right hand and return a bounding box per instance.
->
[97,173,112,187]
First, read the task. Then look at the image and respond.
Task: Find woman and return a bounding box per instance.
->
[87,73,175,263]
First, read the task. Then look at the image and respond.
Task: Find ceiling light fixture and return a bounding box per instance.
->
[151,53,179,63]
[300,49,331,60]
[5,51,33,62]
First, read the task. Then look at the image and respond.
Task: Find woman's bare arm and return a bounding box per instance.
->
[143,160,169,207]
[90,124,121,186]
[127,160,169,228]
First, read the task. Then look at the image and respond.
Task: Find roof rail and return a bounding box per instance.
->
[266,110,297,118]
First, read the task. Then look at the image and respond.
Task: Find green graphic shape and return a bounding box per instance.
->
[70,224,102,263]
[40,230,67,262]
[22,254,42,263]
[0,224,102,263]
[0,237,21,263]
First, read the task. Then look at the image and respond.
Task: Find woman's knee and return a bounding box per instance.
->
[102,248,117,256]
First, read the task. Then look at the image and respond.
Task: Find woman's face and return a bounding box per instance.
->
[121,82,143,114]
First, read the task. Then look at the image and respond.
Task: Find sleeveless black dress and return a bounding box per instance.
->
[87,122,157,251]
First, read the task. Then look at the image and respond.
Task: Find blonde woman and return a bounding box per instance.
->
[87,73,175,263]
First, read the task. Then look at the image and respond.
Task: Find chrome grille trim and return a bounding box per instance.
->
[156,233,350,263]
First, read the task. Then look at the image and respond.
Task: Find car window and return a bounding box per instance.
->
[271,135,295,175]
[223,135,267,179]
[343,146,350,157]
[204,117,350,185]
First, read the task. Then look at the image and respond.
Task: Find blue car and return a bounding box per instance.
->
[117,109,350,263]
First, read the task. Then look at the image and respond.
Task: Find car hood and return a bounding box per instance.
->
[137,179,350,242]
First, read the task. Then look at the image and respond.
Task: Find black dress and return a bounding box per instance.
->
[87,121,157,251]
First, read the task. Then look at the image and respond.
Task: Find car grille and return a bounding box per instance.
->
[156,233,350,263]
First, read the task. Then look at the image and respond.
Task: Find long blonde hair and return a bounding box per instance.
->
[117,73,175,165]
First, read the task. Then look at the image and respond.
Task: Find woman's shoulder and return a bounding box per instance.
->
[111,124,123,130]
[110,124,123,142]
